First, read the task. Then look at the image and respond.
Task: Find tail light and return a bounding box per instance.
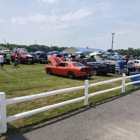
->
[81,68,92,73]
[90,67,94,71]
[81,68,86,72]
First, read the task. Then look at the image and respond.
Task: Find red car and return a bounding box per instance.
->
[45,56,94,79]
[11,50,34,64]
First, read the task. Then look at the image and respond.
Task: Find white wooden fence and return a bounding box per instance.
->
[0,73,140,133]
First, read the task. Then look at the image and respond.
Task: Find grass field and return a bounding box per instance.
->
[0,62,139,139]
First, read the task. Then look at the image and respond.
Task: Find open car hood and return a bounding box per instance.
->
[49,56,63,66]
[94,55,104,64]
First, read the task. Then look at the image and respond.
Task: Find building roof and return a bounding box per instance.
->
[62,46,106,54]
[0,46,9,50]
[74,47,106,53]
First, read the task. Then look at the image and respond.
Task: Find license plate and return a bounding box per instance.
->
[28,58,32,61]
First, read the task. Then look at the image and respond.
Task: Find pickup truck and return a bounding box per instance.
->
[11,50,34,64]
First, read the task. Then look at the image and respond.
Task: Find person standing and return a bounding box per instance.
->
[6,53,11,64]
[119,59,126,75]
[13,53,20,68]
[0,54,5,70]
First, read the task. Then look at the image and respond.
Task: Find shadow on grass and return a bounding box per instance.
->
[46,72,116,81]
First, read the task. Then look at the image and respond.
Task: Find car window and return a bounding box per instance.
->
[65,63,68,67]
[39,54,47,58]
[134,61,138,63]
[58,63,66,67]
[89,58,96,62]
[85,59,96,62]
[73,62,85,67]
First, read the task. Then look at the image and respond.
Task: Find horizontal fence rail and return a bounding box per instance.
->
[6,85,85,105]
[1,73,140,133]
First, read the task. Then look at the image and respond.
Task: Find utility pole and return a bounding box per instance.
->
[4,39,6,45]
[111,33,115,50]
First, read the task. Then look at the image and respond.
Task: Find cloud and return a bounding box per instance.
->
[28,14,47,22]
[0,19,6,23]
[122,21,140,28]
[60,7,94,22]
[37,0,58,5]
[10,6,95,25]
[10,2,111,36]
[11,18,27,25]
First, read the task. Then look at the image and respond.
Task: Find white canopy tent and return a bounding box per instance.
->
[89,51,102,57]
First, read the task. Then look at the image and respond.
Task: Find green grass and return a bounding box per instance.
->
[0,62,139,139]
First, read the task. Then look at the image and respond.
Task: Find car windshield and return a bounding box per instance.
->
[86,59,96,62]
[20,52,29,55]
[73,62,85,67]
[90,62,100,65]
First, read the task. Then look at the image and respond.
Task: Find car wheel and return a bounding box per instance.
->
[102,72,107,75]
[115,70,119,75]
[20,59,24,64]
[30,61,34,64]
[47,69,52,75]
[94,70,98,76]
[68,72,75,79]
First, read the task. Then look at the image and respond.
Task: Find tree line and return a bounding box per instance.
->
[1,43,140,56]
[0,43,67,53]
[107,47,140,56]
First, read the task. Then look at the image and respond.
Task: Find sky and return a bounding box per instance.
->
[0,0,140,51]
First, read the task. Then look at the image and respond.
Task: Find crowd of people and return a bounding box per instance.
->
[0,52,20,70]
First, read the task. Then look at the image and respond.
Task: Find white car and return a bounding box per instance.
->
[132,60,140,70]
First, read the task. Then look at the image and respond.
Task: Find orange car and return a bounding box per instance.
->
[45,56,94,79]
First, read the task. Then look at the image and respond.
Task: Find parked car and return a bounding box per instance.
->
[80,56,108,75]
[29,53,40,63]
[11,50,34,64]
[45,56,94,79]
[30,51,46,63]
[132,60,140,71]
[104,60,116,73]
[38,53,48,64]
[72,55,86,62]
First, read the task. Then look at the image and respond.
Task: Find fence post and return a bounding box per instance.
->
[84,80,89,105]
[122,73,126,93]
[0,92,7,133]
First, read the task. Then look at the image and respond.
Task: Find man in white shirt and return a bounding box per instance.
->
[0,54,5,70]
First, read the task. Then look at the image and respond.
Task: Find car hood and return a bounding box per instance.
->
[49,56,63,66]
[94,55,104,64]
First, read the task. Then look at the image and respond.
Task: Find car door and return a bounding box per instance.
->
[56,63,68,76]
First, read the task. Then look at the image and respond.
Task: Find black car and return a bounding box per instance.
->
[105,63,115,73]
[29,53,40,63]
[80,57,108,75]
[38,54,48,64]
